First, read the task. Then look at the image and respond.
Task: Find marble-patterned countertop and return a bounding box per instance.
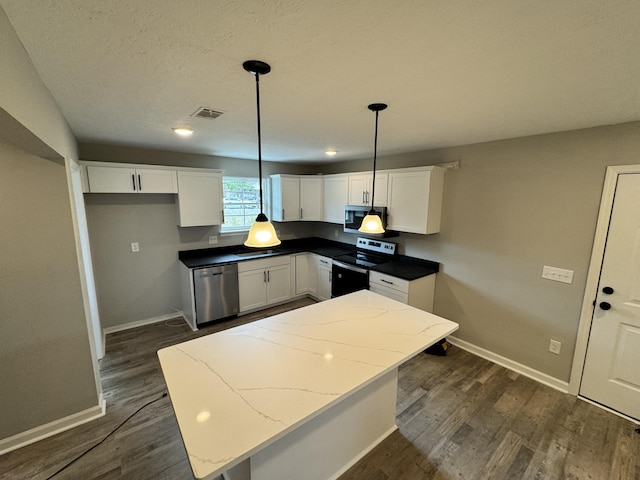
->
[158,290,459,479]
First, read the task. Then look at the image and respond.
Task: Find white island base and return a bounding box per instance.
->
[158,290,459,480]
[225,369,397,480]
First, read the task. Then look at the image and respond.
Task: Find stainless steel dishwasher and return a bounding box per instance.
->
[193,264,239,326]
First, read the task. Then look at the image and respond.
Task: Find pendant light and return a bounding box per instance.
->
[243,60,281,248]
[358,103,387,234]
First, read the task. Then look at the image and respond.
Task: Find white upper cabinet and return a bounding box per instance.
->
[347,172,388,207]
[86,165,177,193]
[176,170,224,227]
[271,175,323,222]
[299,176,323,221]
[271,175,300,222]
[323,174,348,224]
[386,166,445,234]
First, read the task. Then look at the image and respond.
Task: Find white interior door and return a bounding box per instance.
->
[580,173,640,420]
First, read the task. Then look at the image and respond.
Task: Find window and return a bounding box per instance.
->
[221,177,261,233]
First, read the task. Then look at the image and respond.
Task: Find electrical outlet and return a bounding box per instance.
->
[542,265,574,284]
[549,339,561,355]
[334,229,339,238]
[131,242,139,253]
[208,235,218,245]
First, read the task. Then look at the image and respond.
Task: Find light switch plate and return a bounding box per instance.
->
[542,265,573,284]
[131,242,139,252]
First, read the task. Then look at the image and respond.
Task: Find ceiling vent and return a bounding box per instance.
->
[192,107,223,120]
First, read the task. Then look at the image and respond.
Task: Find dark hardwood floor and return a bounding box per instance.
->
[1,298,638,479]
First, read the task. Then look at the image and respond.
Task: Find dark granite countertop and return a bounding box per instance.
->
[178,237,438,281]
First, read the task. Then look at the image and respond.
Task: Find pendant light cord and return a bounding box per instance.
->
[254,72,264,215]
[370,110,379,210]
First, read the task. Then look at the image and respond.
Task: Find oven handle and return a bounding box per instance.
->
[332,260,368,275]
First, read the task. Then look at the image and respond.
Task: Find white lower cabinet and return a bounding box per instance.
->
[369,271,436,313]
[294,253,316,295]
[314,255,332,301]
[238,256,292,312]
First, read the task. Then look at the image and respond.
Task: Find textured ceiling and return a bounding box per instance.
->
[2,0,640,164]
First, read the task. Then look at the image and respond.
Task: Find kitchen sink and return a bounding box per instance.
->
[233,250,274,257]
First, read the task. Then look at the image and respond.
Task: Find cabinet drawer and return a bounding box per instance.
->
[369,283,408,304]
[369,271,408,293]
[237,256,291,273]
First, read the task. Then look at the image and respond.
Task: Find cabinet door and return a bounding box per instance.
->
[239,269,267,312]
[323,175,348,224]
[387,170,429,233]
[369,172,388,207]
[271,175,300,222]
[317,265,332,301]
[176,171,223,227]
[294,254,311,295]
[266,263,291,305]
[315,256,332,301]
[137,169,178,193]
[300,177,323,221]
[86,166,137,193]
[348,174,369,205]
[387,168,444,234]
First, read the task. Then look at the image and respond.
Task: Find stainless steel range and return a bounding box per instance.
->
[331,237,398,297]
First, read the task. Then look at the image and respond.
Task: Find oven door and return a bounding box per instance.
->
[331,261,369,298]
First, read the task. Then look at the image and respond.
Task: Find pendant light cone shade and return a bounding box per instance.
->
[243,60,281,248]
[358,103,388,234]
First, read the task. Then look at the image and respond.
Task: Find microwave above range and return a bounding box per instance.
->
[343,205,397,237]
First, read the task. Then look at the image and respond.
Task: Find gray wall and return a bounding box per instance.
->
[318,122,640,382]
[80,144,318,329]
[0,7,98,440]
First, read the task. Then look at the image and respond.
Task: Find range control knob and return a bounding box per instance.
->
[599,302,612,310]
[602,286,614,295]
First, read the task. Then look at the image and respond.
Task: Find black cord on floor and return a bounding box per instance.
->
[45,392,168,480]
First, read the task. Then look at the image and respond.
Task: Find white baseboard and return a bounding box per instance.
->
[0,394,106,455]
[102,311,185,336]
[447,336,569,393]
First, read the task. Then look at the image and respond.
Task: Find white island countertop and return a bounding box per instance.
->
[158,290,459,480]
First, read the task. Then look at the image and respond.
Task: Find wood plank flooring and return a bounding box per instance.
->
[1,298,638,479]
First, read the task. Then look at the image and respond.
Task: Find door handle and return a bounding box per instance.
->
[599,302,612,310]
[602,286,614,294]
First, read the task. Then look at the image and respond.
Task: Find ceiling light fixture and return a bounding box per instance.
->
[325,149,338,156]
[243,60,281,248]
[172,127,194,136]
[358,103,387,235]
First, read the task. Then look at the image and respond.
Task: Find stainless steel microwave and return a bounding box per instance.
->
[344,205,389,236]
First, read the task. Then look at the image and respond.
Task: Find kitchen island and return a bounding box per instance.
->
[158,290,458,480]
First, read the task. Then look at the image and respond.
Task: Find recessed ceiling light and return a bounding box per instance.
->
[325,149,338,156]
[173,127,194,136]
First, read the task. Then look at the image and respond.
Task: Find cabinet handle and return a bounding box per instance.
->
[131,174,136,191]
[362,191,366,204]
[381,278,394,285]
[221,210,225,223]
[282,209,285,219]
[267,270,270,282]
[300,208,303,219]
[138,174,142,191]
[263,271,267,283]
[320,260,328,265]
